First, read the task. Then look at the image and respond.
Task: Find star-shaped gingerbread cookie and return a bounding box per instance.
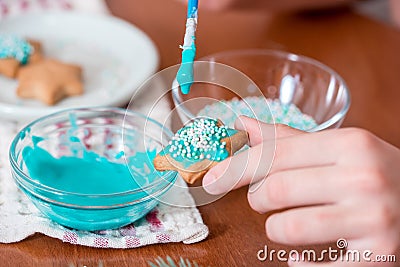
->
[0,38,43,78]
[26,39,43,63]
[16,59,83,105]
[153,118,248,184]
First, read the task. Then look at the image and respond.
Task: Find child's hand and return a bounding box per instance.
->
[203,116,400,266]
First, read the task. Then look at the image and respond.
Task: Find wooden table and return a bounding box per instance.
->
[1,1,400,266]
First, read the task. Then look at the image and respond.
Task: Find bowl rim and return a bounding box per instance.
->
[9,107,177,200]
[172,48,351,132]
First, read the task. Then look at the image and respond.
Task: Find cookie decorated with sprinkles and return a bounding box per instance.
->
[0,36,43,78]
[153,118,248,184]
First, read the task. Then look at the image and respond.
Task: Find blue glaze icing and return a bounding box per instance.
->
[227,128,238,137]
[115,151,125,160]
[22,145,157,194]
[129,149,156,170]
[187,0,198,18]
[19,131,25,140]
[18,112,175,231]
[20,127,31,141]
[24,146,103,192]
[69,136,80,143]
[0,35,33,64]
[32,136,44,146]
[177,42,196,95]
[22,119,161,195]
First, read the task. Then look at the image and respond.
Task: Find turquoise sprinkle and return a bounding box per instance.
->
[0,35,33,64]
[161,118,235,167]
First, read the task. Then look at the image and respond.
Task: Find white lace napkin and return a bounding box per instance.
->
[0,85,209,248]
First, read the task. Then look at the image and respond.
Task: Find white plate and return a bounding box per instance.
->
[0,12,159,123]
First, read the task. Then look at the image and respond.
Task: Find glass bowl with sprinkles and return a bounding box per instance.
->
[172,49,351,132]
[9,108,177,231]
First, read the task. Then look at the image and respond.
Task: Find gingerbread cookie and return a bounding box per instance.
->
[26,39,43,63]
[0,36,43,78]
[153,118,248,184]
[17,59,83,105]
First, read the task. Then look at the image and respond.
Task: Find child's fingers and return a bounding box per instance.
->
[247,166,348,213]
[234,116,303,146]
[202,140,274,194]
[203,131,339,195]
[266,204,376,245]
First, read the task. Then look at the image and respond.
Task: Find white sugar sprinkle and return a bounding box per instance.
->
[197,96,317,131]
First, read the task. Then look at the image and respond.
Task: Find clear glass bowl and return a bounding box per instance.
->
[172,49,351,132]
[9,108,177,231]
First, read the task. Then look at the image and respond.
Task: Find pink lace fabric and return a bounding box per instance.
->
[0,0,209,248]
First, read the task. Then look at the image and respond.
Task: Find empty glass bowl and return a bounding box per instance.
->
[172,49,351,132]
[9,108,177,231]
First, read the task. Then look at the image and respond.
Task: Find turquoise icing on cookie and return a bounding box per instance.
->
[0,35,33,64]
[177,42,196,95]
[161,118,236,167]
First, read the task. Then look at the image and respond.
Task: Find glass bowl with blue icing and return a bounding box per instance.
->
[9,108,177,231]
[172,49,351,132]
